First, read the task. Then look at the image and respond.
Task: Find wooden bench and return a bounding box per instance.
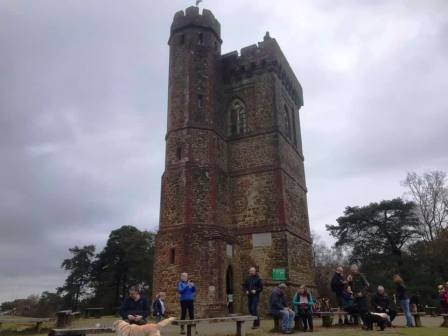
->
[172,315,256,336]
[396,311,426,327]
[441,314,448,328]
[318,312,335,328]
[49,327,113,336]
[0,317,52,332]
[412,312,425,327]
[83,308,104,319]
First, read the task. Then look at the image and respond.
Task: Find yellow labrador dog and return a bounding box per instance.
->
[114,317,176,336]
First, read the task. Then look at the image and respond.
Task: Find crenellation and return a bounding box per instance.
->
[171,6,221,40]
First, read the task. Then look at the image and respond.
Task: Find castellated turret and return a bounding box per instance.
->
[153,6,315,317]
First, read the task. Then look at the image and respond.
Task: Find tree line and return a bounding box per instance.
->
[1,226,156,317]
[2,171,446,316]
[315,170,448,307]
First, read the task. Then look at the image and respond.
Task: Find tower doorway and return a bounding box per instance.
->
[226,265,234,314]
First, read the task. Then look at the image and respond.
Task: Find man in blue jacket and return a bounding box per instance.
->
[269,283,295,334]
[119,286,149,325]
[178,272,196,334]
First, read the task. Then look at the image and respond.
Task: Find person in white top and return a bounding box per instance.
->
[153,292,167,322]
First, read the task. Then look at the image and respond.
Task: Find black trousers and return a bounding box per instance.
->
[298,310,313,331]
[180,300,195,320]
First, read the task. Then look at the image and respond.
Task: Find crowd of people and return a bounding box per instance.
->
[330,265,414,329]
[118,266,448,334]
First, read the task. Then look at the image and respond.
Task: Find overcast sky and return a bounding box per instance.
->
[1,0,447,303]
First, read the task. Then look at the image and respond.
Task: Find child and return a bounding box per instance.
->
[293,285,315,332]
[152,292,167,322]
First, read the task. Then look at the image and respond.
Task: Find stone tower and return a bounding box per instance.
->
[153,6,314,317]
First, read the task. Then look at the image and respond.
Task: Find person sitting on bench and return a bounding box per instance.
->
[120,286,150,325]
[371,285,396,326]
[269,283,295,334]
[293,285,314,332]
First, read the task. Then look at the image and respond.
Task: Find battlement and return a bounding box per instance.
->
[171,6,221,40]
[221,32,303,107]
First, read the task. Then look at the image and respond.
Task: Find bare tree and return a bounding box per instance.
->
[402,171,448,241]
[312,232,347,300]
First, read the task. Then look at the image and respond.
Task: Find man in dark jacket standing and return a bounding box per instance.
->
[269,283,295,334]
[331,266,348,324]
[243,267,263,329]
[120,286,150,325]
[331,266,346,307]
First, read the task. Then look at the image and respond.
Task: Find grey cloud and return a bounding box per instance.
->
[1,0,447,302]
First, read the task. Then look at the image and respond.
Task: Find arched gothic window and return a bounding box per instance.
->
[229,99,247,136]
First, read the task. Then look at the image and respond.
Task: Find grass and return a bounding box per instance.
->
[1,315,447,336]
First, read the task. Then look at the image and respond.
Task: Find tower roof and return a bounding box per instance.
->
[171,6,221,41]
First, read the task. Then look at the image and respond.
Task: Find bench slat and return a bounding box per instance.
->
[51,328,113,336]
[0,318,51,323]
[172,315,256,325]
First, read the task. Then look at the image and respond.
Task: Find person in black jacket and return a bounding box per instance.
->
[243,267,263,329]
[119,286,150,325]
[331,266,348,325]
[371,285,396,324]
[152,292,167,322]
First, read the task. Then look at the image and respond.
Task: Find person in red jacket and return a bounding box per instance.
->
[440,282,448,314]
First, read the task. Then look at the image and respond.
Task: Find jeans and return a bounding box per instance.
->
[279,308,295,331]
[400,299,414,327]
[248,295,260,326]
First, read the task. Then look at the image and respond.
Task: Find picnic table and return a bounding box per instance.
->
[55,310,81,328]
[0,317,52,332]
[83,308,104,319]
[172,315,256,336]
[424,306,438,316]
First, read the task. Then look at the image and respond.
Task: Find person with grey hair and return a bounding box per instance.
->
[269,283,295,334]
[371,285,396,325]
[177,272,196,334]
[348,264,369,325]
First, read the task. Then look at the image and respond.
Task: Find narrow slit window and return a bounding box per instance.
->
[170,248,176,264]
[197,94,203,109]
[284,104,291,138]
[180,34,185,45]
[176,145,182,160]
[198,33,203,45]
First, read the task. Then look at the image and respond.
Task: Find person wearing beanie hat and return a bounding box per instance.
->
[269,283,295,334]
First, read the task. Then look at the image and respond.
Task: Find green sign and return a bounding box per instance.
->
[272,268,286,281]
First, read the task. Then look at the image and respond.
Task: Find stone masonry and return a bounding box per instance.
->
[153,6,315,317]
